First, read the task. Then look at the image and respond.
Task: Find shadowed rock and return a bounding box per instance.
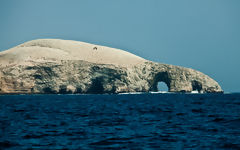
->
[0,39,223,94]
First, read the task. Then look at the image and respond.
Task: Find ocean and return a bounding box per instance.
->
[0,93,240,150]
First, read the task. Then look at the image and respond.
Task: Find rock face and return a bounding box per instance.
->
[0,39,223,94]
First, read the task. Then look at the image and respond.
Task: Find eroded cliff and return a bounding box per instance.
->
[0,39,223,94]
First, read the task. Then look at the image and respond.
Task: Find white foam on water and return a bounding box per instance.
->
[119,92,144,95]
[191,90,199,94]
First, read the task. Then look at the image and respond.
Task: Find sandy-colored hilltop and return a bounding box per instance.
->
[0,39,146,67]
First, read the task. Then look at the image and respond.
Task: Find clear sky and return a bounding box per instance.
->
[0,0,239,92]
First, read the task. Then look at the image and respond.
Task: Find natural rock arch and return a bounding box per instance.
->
[191,80,203,92]
[149,72,170,92]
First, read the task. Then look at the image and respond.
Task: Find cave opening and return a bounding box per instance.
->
[87,77,105,94]
[157,81,169,92]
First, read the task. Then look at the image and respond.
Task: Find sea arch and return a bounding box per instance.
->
[149,72,170,92]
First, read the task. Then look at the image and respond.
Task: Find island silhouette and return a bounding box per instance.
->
[0,39,222,94]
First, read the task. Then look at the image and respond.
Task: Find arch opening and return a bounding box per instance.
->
[191,80,202,93]
[157,81,169,92]
[150,72,170,92]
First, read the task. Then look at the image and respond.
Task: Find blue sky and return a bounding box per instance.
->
[0,0,240,92]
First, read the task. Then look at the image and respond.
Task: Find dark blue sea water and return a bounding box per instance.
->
[0,93,240,150]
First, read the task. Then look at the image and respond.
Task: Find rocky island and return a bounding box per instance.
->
[0,39,223,94]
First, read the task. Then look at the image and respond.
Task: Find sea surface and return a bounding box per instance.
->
[0,93,240,150]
